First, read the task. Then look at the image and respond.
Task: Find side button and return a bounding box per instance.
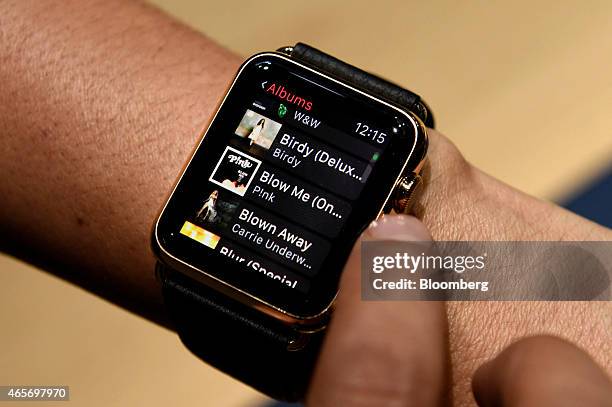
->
[390,172,422,214]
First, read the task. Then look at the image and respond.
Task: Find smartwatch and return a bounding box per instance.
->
[152,43,433,401]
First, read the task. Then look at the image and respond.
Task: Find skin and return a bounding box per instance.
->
[308,216,451,406]
[473,335,612,406]
[309,216,612,406]
[1,1,610,405]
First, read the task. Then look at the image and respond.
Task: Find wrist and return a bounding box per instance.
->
[419,130,611,241]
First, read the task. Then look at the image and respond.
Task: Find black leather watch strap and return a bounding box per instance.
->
[289,42,435,129]
[158,264,324,401]
[159,43,435,402]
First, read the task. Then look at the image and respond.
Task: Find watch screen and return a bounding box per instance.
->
[155,53,422,318]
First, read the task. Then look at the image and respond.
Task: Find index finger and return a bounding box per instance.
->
[306,215,450,406]
[472,335,612,407]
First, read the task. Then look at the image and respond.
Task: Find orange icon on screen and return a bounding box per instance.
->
[180,221,220,249]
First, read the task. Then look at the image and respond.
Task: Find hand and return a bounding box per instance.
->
[416,130,611,404]
[307,215,612,406]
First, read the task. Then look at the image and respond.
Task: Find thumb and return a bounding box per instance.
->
[307,215,450,406]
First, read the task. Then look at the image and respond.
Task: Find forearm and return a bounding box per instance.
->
[0,0,239,324]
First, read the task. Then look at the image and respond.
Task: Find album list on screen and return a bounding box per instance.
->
[179,90,383,293]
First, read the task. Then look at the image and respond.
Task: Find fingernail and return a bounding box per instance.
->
[366,214,432,241]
